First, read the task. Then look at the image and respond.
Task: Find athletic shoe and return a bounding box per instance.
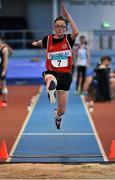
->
[27,102,32,111]
[89,106,94,113]
[75,90,80,95]
[55,117,62,129]
[88,101,94,113]
[0,102,7,107]
[54,108,62,129]
[54,108,57,115]
[47,80,56,104]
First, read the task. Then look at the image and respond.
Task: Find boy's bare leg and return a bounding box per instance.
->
[44,74,57,104]
[0,80,8,106]
[57,90,68,115]
[55,90,69,129]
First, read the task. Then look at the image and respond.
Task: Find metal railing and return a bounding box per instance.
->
[0,29,50,49]
[1,29,115,50]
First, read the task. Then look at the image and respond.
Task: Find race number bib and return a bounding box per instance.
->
[48,50,71,67]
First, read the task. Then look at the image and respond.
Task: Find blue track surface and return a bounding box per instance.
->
[10,84,104,162]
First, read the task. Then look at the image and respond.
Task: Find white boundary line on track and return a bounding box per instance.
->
[22,132,94,136]
[6,86,43,162]
[81,95,108,162]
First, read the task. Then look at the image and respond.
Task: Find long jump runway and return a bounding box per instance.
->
[8,84,108,163]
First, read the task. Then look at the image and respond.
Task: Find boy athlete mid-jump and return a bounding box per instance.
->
[32,4,79,129]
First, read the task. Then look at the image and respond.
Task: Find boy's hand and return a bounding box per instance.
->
[61,3,69,18]
[32,41,39,46]
[61,3,79,40]
[32,40,43,47]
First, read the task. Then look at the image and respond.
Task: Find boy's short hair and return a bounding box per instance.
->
[101,56,112,63]
[54,16,68,26]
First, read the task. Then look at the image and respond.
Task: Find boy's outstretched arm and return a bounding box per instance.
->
[61,3,79,40]
[32,40,43,47]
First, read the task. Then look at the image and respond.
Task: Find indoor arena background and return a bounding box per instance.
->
[0,0,115,179]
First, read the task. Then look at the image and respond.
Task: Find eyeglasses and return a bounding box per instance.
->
[54,25,67,29]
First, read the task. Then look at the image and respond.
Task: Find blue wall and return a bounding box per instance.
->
[64,0,115,30]
[26,0,52,39]
[11,49,115,70]
[1,0,115,39]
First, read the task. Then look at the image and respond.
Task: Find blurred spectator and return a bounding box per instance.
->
[98,56,115,99]
[0,37,13,107]
[75,35,90,94]
[72,43,79,77]
[83,56,115,111]
[83,67,95,112]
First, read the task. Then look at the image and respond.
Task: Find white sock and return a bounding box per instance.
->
[55,112,62,120]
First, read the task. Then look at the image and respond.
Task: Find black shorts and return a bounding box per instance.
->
[42,71,72,91]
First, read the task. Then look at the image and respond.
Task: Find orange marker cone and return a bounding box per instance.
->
[109,140,115,159]
[0,140,9,160]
